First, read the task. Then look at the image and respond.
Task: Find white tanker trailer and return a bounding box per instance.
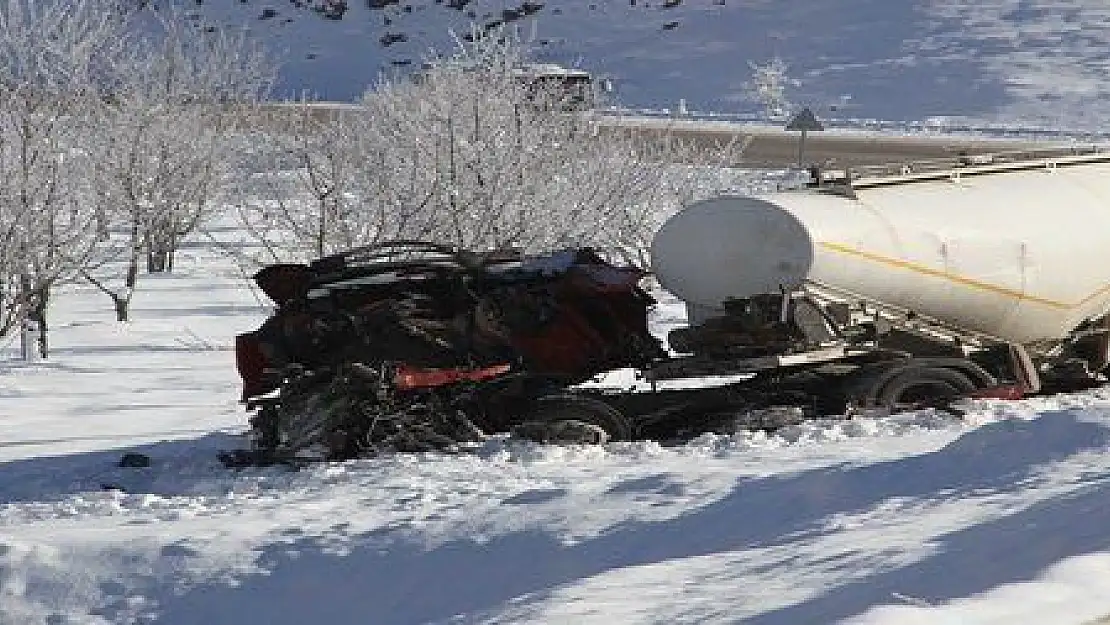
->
[640,145,1110,417]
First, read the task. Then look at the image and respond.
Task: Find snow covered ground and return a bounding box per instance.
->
[3,205,1110,624]
[4,4,1110,624]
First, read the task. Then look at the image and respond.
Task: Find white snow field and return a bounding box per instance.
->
[8,2,1110,617]
[2,206,1110,625]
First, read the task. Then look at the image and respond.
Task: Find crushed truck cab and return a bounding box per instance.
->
[234,241,664,461]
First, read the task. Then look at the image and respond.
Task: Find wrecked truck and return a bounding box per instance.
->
[233,241,666,461]
[235,146,1110,463]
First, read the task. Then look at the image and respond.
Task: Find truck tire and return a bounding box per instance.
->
[877,366,976,409]
[525,393,634,441]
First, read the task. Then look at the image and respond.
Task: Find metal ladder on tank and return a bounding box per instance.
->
[808,144,1110,198]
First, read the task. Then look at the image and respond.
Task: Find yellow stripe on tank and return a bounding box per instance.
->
[818,241,1072,310]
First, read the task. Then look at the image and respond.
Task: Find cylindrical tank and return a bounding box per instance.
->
[651,157,1110,344]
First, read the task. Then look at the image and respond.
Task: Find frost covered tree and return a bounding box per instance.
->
[235,103,368,260]
[0,0,126,354]
[82,4,273,322]
[747,56,797,121]
[238,30,740,266]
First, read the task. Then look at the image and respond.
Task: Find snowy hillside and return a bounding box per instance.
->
[3,204,1110,624]
[189,0,1110,128]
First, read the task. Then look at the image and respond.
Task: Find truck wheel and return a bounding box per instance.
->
[525,394,634,442]
[877,366,976,410]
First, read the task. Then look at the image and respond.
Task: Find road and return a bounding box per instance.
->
[265,102,1080,169]
[598,116,1066,169]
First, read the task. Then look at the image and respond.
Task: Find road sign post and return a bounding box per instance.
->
[785,107,824,167]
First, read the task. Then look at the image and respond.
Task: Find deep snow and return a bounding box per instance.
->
[2,207,1110,624]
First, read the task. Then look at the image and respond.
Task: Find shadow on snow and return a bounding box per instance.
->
[148,412,1110,625]
[0,433,248,505]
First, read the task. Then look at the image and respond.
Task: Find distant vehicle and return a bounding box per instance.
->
[513,62,609,110]
[416,59,610,110]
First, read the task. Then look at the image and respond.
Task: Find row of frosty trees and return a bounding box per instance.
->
[0,0,745,358]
